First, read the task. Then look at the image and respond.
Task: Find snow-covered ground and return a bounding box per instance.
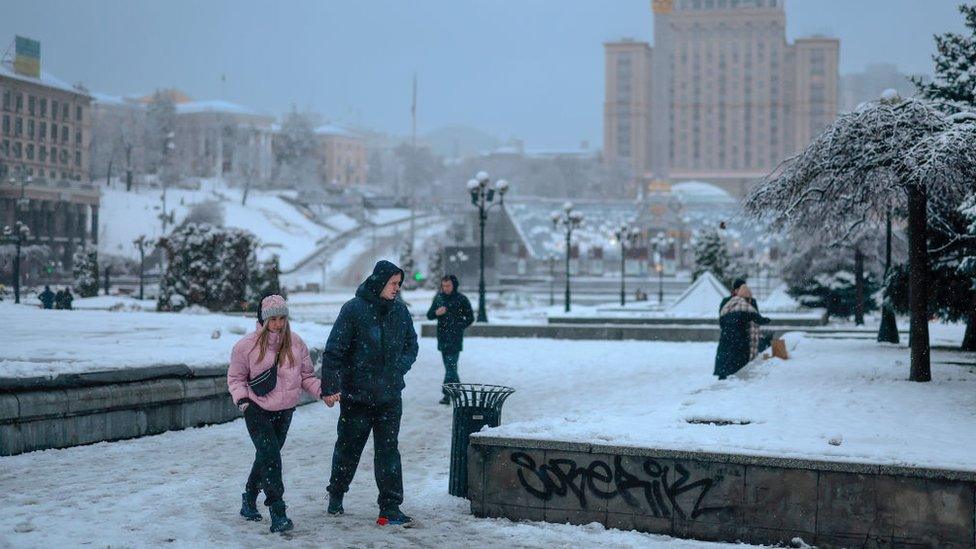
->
[485,332,976,472]
[98,180,338,271]
[0,302,331,379]
[2,326,760,548]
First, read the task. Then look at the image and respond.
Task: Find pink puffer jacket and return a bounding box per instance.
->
[227,325,322,411]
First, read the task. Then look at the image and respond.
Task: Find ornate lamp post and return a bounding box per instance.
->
[2,221,31,304]
[467,171,509,323]
[547,253,557,307]
[614,223,641,306]
[4,170,32,304]
[650,231,674,306]
[551,202,584,313]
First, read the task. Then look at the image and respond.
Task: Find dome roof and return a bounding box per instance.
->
[671,181,735,205]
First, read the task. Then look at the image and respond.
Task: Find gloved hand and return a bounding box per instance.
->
[237,398,253,412]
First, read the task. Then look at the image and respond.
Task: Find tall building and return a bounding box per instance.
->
[604,0,839,197]
[0,36,99,274]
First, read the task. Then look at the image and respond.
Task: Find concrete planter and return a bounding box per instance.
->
[468,435,976,548]
[0,350,322,456]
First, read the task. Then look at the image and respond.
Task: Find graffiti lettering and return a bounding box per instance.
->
[511,452,727,519]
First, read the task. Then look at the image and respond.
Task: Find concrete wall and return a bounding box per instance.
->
[547,313,827,327]
[0,355,321,456]
[468,436,976,548]
[422,322,723,342]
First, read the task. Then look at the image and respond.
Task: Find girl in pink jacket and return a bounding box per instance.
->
[227,294,326,533]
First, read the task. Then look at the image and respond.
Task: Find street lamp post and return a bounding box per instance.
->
[133,235,147,300]
[551,202,584,313]
[2,221,31,304]
[467,171,509,323]
[547,253,557,307]
[614,223,641,306]
[4,171,32,304]
[650,232,674,306]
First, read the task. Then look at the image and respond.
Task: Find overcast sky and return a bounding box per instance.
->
[2,0,967,148]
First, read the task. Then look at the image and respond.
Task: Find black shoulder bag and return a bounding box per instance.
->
[247,349,282,397]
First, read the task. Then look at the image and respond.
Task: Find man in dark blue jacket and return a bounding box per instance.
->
[426,274,474,405]
[321,260,419,527]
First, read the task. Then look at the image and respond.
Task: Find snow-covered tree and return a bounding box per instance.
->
[247,254,285,312]
[426,246,444,290]
[145,90,178,185]
[273,107,318,189]
[156,223,257,312]
[790,268,880,321]
[913,3,976,106]
[745,97,976,381]
[72,247,99,298]
[692,228,737,288]
[399,240,418,291]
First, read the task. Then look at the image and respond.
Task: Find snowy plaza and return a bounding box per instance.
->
[5,0,976,547]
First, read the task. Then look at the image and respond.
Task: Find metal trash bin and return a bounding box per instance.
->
[443,383,515,497]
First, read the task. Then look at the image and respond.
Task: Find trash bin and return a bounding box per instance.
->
[443,383,515,498]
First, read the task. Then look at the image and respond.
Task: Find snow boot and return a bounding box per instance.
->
[377,507,414,527]
[327,493,344,516]
[240,492,262,521]
[269,501,294,533]
[438,395,450,405]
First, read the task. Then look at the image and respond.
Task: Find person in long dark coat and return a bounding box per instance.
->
[320,260,419,527]
[62,287,74,310]
[426,274,474,405]
[54,289,66,310]
[39,286,55,309]
[719,278,759,314]
[714,285,770,379]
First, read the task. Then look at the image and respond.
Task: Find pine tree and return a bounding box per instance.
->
[692,228,735,288]
[72,247,99,298]
[247,254,286,311]
[426,246,444,290]
[913,3,976,106]
[399,240,418,291]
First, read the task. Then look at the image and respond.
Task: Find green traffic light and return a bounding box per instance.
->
[413,272,425,282]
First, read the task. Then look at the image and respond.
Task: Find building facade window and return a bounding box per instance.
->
[51,101,58,119]
[61,125,68,143]
[28,96,35,116]
[2,114,8,135]
[75,131,81,145]
[26,143,34,160]
[51,124,57,141]
[40,98,47,117]
[15,117,22,136]
[40,145,46,162]
[13,141,22,158]
[62,103,68,121]
[75,150,81,167]
[39,121,46,139]
[76,105,82,121]
[28,119,34,139]
[15,93,23,112]
[2,89,10,111]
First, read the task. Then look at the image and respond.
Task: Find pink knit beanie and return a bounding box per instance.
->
[260,294,288,320]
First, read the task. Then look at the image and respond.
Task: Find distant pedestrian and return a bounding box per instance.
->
[54,289,65,309]
[321,260,419,527]
[714,284,770,380]
[426,274,474,405]
[39,286,55,309]
[63,288,73,310]
[227,294,330,534]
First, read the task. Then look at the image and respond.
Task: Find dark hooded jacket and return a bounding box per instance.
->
[321,260,419,404]
[39,287,55,309]
[426,275,474,354]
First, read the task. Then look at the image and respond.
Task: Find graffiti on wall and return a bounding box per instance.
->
[510,452,728,519]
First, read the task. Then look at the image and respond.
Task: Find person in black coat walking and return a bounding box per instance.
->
[39,286,55,309]
[426,274,474,405]
[714,285,770,379]
[321,260,419,527]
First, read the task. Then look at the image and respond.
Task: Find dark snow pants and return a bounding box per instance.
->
[244,405,294,506]
[441,352,460,396]
[327,399,403,511]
